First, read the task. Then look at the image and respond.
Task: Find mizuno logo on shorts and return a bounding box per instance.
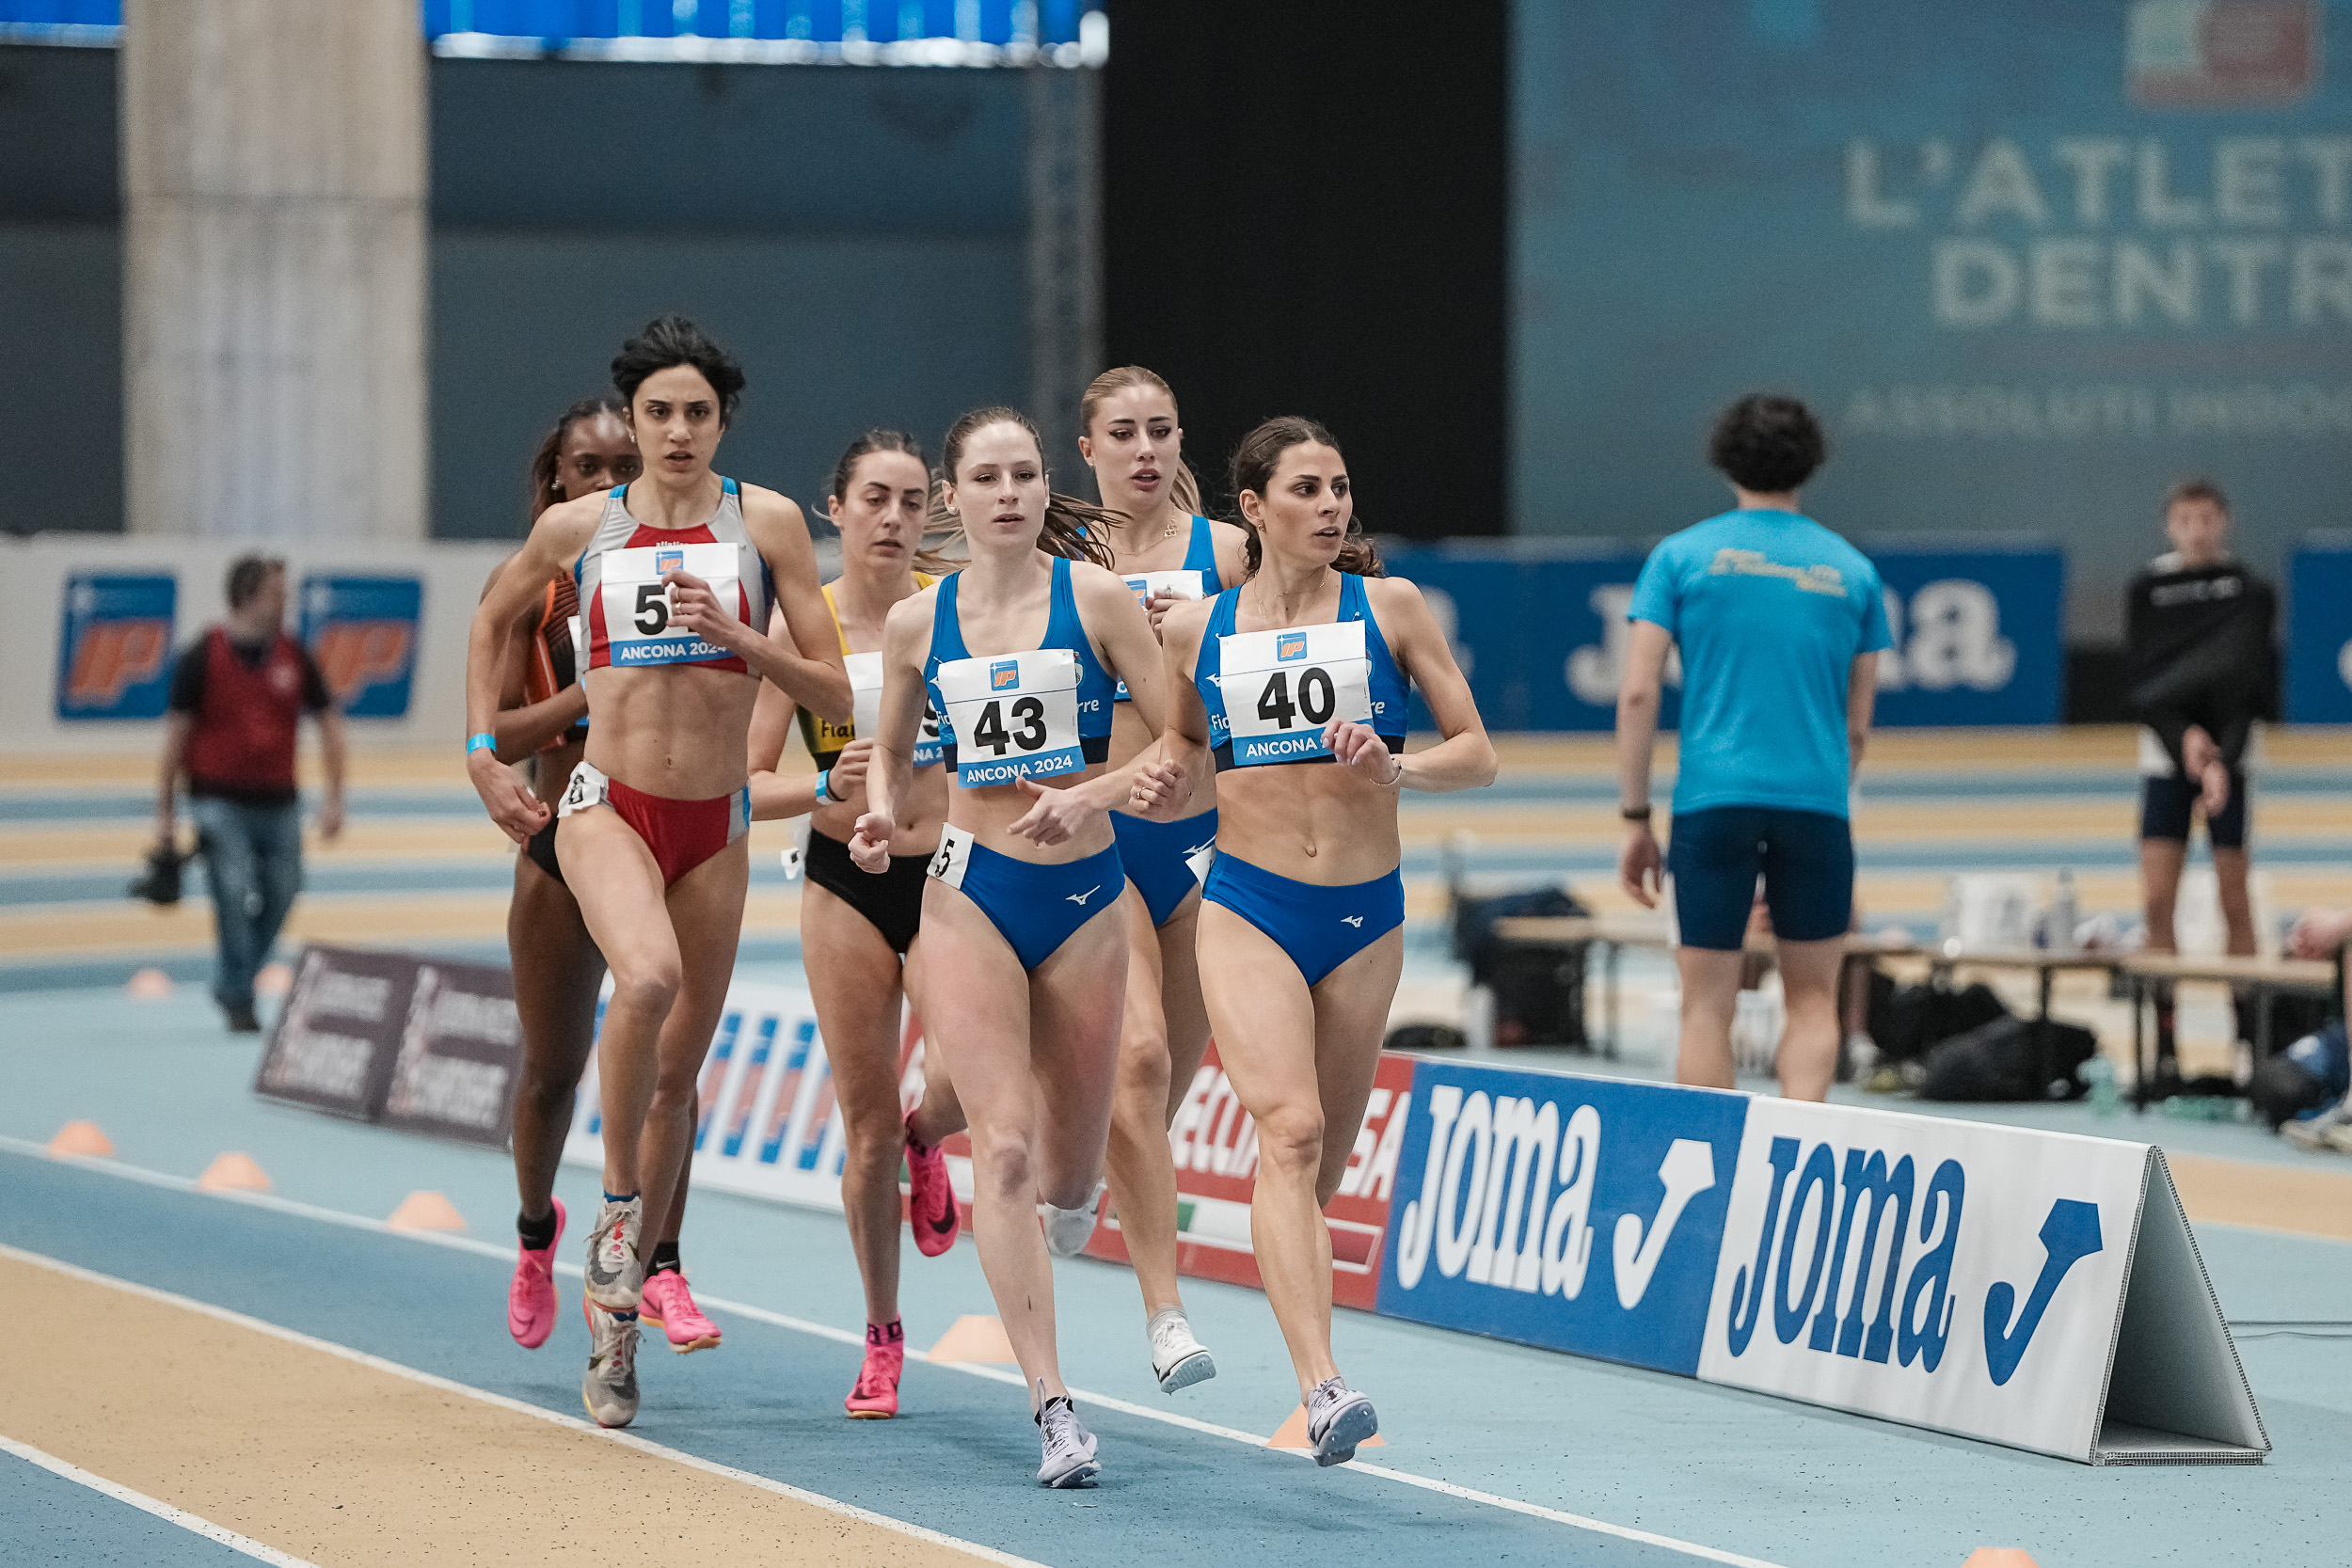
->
[1068,885,1100,906]
[1185,840,1215,858]
[1341,914,1363,927]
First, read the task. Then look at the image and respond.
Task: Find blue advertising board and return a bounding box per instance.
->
[298,575,422,720]
[1386,539,2061,729]
[1515,1,2352,631]
[1379,1064,1747,1375]
[2286,540,2352,721]
[55,573,176,721]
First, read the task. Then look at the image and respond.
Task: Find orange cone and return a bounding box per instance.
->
[254,962,294,999]
[1268,1403,1386,1450]
[386,1191,467,1232]
[47,1121,113,1158]
[927,1314,1018,1364]
[198,1152,270,1193]
[125,968,174,1000]
[1963,1554,2039,1568]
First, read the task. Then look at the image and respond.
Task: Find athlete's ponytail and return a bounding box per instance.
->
[1077,364,1203,521]
[1228,415,1383,579]
[935,406,1119,571]
[526,394,630,527]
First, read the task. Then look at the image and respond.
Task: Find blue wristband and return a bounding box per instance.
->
[814,768,832,804]
[467,732,497,756]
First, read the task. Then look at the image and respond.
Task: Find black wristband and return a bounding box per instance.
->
[1620,804,1653,822]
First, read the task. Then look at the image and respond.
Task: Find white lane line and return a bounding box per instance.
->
[0,1433,324,1568]
[0,1242,1050,1568]
[1,1137,1792,1568]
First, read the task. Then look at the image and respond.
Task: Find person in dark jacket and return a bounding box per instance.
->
[153,555,346,1030]
[2126,479,2274,1073]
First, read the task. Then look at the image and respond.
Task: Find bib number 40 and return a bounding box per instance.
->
[1255,667,1339,730]
[969,696,1048,755]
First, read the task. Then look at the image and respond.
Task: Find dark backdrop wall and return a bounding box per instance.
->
[1098,1,1508,538]
[0,45,1030,539]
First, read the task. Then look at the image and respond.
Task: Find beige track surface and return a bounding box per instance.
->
[2166,1155,2352,1245]
[0,1255,1008,1568]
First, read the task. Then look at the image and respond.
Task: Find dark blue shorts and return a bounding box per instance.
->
[1664,805,1853,951]
[2139,771,2248,849]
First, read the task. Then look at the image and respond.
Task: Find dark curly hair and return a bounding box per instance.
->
[612,314,746,427]
[1708,393,1826,494]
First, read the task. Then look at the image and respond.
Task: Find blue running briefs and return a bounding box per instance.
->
[1200,852,1403,987]
[927,828,1124,971]
[1111,810,1216,927]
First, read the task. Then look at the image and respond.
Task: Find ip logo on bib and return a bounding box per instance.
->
[991,660,1020,690]
[656,547,685,578]
[1279,633,1308,662]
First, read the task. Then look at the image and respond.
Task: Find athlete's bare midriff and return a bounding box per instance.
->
[947,766,1119,864]
[1211,761,1401,886]
[581,663,759,800]
[814,763,946,856]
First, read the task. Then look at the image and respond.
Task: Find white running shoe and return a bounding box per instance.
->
[584,1195,645,1310]
[1147,1307,1216,1394]
[1305,1376,1378,1468]
[1035,1387,1101,1489]
[581,1300,641,1429]
[1042,1181,1104,1257]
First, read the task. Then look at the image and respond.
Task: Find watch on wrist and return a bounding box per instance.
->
[1620,804,1653,822]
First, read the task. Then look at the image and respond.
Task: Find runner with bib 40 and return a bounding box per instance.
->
[1151,416,1494,1468]
[849,406,1186,1489]
[464,317,850,1430]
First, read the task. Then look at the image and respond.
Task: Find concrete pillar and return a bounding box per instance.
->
[1025,59,1103,481]
[122,0,427,541]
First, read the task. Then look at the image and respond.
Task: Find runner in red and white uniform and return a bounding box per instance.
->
[744,430,966,1419]
[487,396,719,1364]
[465,317,850,1429]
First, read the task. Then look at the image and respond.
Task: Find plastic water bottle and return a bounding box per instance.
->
[2050,869,2080,956]
[2084,1053,2118,1117]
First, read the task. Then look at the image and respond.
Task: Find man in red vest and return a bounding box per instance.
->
[153,556,347,1031]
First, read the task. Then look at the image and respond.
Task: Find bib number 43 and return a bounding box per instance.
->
[969,696,1048,755]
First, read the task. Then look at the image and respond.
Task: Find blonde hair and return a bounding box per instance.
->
[1078,365,1203,516]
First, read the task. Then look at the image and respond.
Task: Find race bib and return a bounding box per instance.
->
[934,648,1085,787]
[1218,620,1373,766]
[1114,570,1207,702]
[598,541,742,667]
[846,650,944,769]
[556,759,611,817]
[925,825,974,891]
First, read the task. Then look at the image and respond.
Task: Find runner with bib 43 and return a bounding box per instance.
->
[849,407,1186,1489]
[1152,416,1493,1467]
[464,316,850,1429]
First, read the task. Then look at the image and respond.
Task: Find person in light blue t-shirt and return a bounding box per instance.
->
[1614,394,1890,1101]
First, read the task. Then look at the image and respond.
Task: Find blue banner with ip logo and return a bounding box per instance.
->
[2286,540,2352,721]
[298,575,421,720]
[56,573,178,721]
[1385,539,2061,730]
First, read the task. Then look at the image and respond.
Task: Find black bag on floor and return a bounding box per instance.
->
[1918,1016,2098,1102]
[1451,886,1592,1050]
[1880,981,2010,1065]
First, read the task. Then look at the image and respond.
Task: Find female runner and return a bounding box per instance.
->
[466,316,850,1429]
[1070,366,1249,1393]
[744,429,966,1419]
[490,397,720,1363]
[1152,416,1493,1466]
[850,407,1184,1488]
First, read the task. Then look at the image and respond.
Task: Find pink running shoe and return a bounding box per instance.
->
[638,1269,723,1354]
[507,1196,565,1349]
[905,1114,959,1258]
[846,1328,904,1418]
